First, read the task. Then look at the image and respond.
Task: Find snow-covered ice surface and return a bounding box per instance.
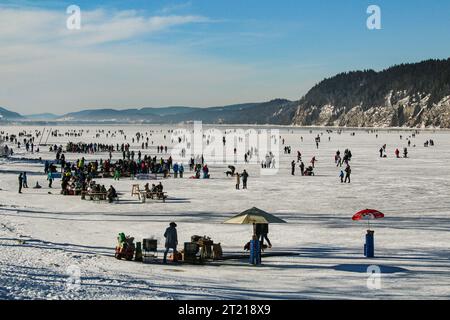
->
[1,124,450,300]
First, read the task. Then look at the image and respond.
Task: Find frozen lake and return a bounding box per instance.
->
[1,124,449,300]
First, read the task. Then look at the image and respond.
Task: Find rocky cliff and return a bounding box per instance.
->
[292,58,450,128]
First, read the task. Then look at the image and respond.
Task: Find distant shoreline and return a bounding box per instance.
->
[1,121,448,131]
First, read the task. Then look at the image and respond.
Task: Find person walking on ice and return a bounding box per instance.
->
[18,173,23,193]
[179,163,184,178]
[344,165,351,183]
[113,168,121,181]
[310,156,317,168]
[256,223,272,248]
[47,171,53,188]
[163,222,178,264]
[241,170,249,189]
[299,161,305,176]
[22,172,28,188]
[235,173,240,190]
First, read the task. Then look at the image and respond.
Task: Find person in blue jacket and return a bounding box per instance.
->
[179,164,184,178]
[173,163,179,178]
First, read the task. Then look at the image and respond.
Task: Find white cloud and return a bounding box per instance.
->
[0,6,305,114]
[0,7,210,46]
[158,1,193,14]
[64,11,211,46]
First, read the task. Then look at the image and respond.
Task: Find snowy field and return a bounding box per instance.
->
[1,124,450,300]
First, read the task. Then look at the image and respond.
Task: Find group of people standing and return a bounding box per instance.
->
[335,149,352,183]
[380,144,409,159]
[17,172,44,193]
[291,156,314,176]
[162,221,273,264]
[225,165,249,189]
[235,170,249,190]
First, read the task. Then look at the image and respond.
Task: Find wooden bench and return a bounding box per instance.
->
[132,185,167,202]
[138,191,168,202]
[81,191,107,201]
[145,191,167,202]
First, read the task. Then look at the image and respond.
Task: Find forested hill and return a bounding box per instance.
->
[2,58,450,128]
[292,58,450,127]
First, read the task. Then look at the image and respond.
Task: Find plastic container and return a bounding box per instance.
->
[364,230,375,258]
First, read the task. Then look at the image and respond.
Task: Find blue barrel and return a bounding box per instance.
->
[249,240,261,265]
[364,231,375,258]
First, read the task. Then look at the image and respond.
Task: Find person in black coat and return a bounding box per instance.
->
[241,170,249,189]
[255,223,272,248]
[18,173,23,193]
[344,165,351,183]
[163,222,178,263]
[299,161,305,176]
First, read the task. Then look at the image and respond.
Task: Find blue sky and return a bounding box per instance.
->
[1,0,449,114]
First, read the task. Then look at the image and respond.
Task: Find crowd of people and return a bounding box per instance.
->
[3,128,430,204]
[50,151,210,198]
[66,142,115,154]
[424,139,435,147]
